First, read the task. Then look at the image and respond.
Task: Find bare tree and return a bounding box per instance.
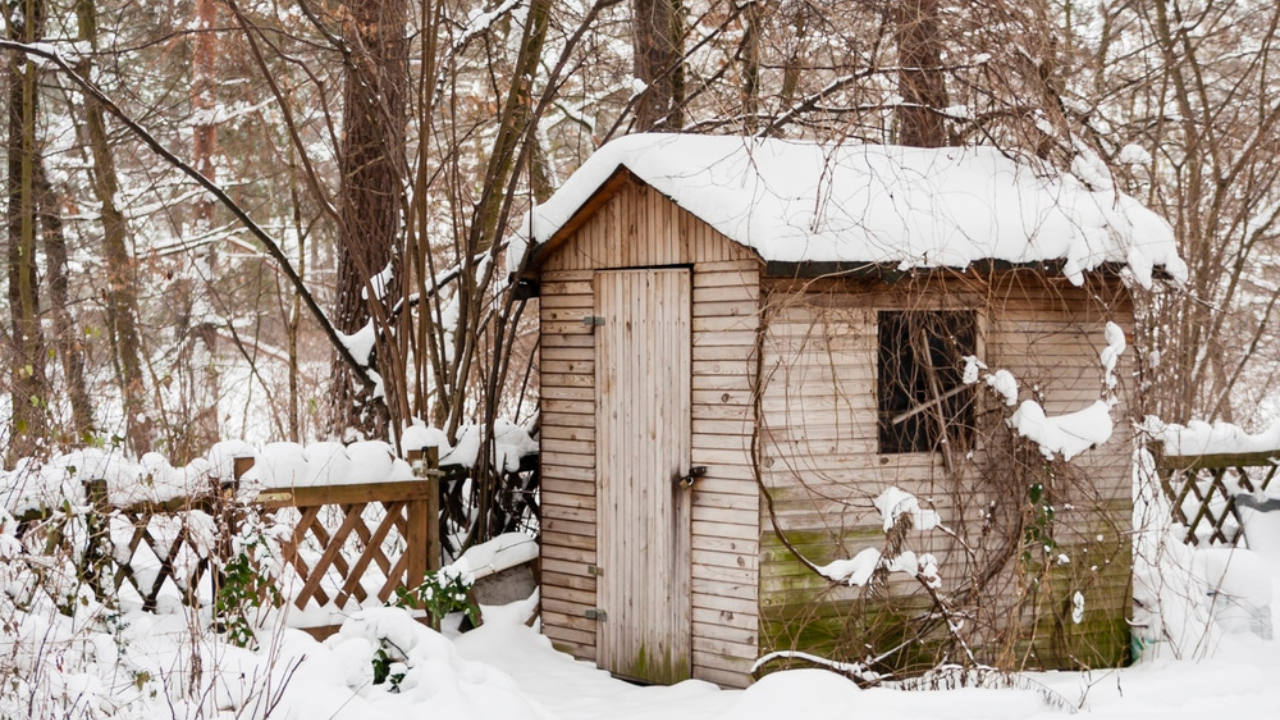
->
[75,0,153,455]
[5,0,50,461]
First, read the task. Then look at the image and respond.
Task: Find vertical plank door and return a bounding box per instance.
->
[595,268,693,684]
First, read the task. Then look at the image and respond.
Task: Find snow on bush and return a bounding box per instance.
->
[874,486,941,533]
[312,607,541,716]
[1009,399,1114,461]
[962,323,1126,461]
[442,419,539,471]
[1131,444,1278,658]
[818,488,941,590]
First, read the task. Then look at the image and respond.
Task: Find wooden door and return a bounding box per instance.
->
[595,268,692,684]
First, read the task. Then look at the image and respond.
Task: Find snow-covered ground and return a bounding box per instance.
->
[120,588,1280,719]
[3,423,1278,718]
[18,577,1270,720]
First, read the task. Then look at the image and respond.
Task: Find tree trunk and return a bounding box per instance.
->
[5,0,50,461]
[893,0,950,147]
[183,0,222,456]
[35,158,94,444]
[472,0,551,251]
[631,0,683,131]
[778,5,809,118]
[76,0,153,455]
[741,1,761,133]
[330,0,409,438]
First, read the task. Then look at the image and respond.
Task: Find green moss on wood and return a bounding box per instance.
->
[615,641,690,686]
[757,524,1134,674]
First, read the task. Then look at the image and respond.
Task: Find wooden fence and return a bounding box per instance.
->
[17,447,442,633]
[1152,444,1280,546]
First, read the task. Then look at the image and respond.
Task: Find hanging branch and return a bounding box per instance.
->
[0,40,374,390]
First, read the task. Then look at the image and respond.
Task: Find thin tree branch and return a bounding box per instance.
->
[0,40,374,389]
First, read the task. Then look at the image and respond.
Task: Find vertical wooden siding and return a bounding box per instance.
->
[538,180,763,688]
[596,269,692,683]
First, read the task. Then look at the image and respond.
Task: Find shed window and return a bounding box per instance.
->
[877,311,976,454]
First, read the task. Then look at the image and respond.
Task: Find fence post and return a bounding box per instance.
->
[233,456,255,484]
[406,446,441,594]
[209,454,255,613]
[80,477,112,596]
[224,455,255,542]
[426,446,441,573]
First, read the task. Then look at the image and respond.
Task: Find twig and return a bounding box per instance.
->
[0,40,373,390]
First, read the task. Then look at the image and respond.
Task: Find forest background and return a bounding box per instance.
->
[1,0,1277,475]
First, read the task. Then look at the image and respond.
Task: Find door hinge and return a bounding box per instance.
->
[587,564,603,577]
[585,608,607,621]
[582,315,605,326]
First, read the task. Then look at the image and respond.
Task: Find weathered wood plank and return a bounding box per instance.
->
[541,463,596,483]
[541,543,597,564]
[541,450,594,469]
[255,482,430,509]
[693,606,759,632]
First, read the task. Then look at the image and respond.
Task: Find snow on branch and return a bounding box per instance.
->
[817,488,942,589]
[963,324,1127,461]
[0,38,375,390]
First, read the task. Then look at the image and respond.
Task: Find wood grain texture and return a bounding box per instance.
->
[596,268,693,684]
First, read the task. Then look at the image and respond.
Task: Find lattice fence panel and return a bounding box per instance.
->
[1156,448,1280,547]
[14,454,439,630]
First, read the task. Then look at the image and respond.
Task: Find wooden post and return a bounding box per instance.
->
[406,446,441,588]
[80,477,112,596]
[233,455,255,484]
[426,445,441,573]
[213,454,255,614]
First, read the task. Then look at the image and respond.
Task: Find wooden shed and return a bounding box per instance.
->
[515,135,1185,688]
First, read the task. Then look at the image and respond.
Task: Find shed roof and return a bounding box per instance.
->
[516,134,1186,287]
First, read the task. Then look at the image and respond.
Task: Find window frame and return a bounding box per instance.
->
[876,309,981,455]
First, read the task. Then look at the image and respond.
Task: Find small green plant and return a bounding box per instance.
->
[370,647,407,691]
[215,535,283,648]
[1022,479,1058,564]
[393,566,479,627]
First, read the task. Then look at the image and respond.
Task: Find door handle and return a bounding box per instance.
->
[676,466,707,489]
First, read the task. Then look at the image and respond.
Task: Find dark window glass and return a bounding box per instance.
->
[877,311,976,454]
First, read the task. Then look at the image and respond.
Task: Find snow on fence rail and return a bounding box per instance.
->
[1150,422,1280,546]
[6,444,445,635]
[259,451,439,622]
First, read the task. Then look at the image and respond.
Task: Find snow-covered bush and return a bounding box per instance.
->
[393,561,481,631]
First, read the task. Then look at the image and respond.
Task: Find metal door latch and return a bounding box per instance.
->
[585,608,607,621]
[677,466,707,489]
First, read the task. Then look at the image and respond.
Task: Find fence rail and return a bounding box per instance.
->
[264,479,434,611]
[15,447,442,632]
[1152,443,1280,546]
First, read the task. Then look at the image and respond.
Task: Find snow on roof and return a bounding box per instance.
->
[519,134,1187,287]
